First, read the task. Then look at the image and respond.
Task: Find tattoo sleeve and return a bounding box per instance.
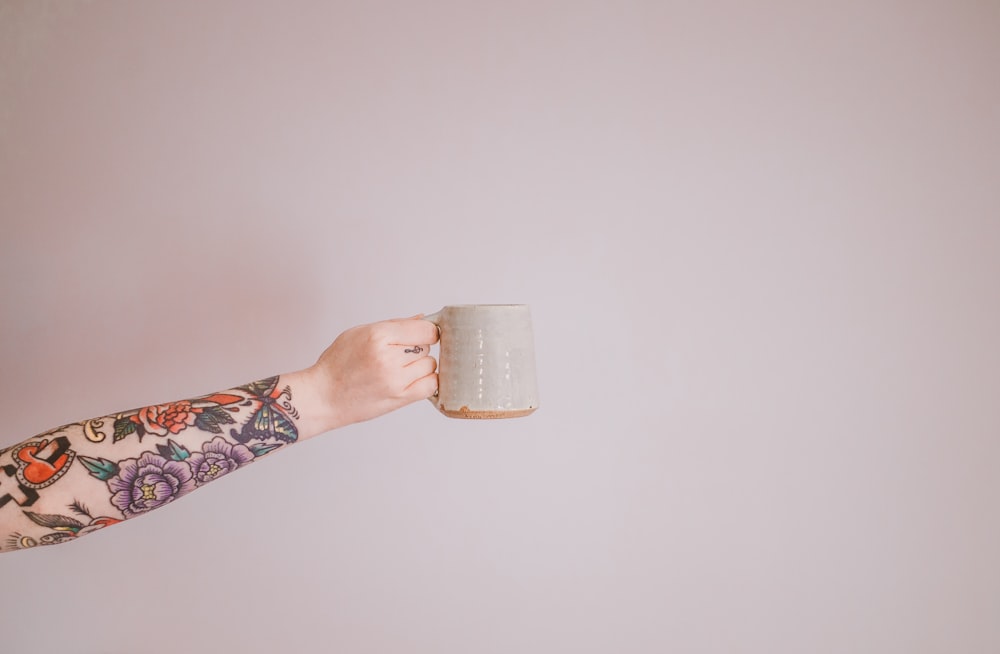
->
[0,376,298,552]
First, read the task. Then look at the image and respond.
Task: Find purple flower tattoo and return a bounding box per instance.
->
[108,452,196,517]
[187,436,254,485]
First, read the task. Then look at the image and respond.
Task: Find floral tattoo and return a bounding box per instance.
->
[83,436,279,518]
[2,376,297,550]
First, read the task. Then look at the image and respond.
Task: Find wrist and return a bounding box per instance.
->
[280,365,343,440]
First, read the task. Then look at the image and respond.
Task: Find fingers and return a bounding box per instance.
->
[378,316,438,399]
[404,353,437,376]
[395,344,426,363]
[406,371,439,399]
[380,317,439,346]
[400,355,437,398]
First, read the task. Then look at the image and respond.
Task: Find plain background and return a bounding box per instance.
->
[1,1,998,652]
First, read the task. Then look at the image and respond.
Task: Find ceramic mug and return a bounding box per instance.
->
[424,304,539,419]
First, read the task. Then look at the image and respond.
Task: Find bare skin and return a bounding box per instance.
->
[0,315,439,552]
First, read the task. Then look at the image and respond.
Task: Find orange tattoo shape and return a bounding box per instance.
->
[12,437,76,488]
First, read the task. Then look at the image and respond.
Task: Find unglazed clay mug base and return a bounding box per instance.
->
[424,304,539,420]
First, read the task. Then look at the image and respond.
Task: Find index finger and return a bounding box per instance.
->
[384,318,440,345]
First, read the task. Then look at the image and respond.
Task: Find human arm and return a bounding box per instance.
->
[0,316,439,552]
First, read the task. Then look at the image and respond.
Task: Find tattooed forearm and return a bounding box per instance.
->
[0,376,298,552]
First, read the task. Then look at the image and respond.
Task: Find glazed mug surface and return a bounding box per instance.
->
[424,304,539,419]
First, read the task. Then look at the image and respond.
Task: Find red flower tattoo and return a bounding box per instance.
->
[131,401,202,437]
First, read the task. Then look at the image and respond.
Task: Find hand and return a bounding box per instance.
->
[305,315,440,431]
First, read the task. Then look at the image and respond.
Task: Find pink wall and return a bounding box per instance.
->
[2,1,999,652]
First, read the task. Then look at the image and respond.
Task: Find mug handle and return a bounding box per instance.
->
[422,309,444,409]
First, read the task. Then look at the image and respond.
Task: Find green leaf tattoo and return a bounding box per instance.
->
[113,417,137,442]
[79,456,120,481]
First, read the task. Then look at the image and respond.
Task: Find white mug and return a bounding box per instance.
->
[424,304,539,419]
